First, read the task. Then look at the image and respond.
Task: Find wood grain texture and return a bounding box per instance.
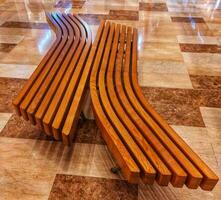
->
[90,21,219,190]
[12,12,93,144]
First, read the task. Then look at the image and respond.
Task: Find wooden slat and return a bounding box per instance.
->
[90,21,141,183]
[98,23,156,184]
[12,12,62,117]
[50,15,88,140]
[19,13,69,122]
[105,24,172,186]
[34,14,80,133]
[130,28,219,190]
[61,15,92,145]
[116,26,186,186]
[26,13,74,125]
[114,27,187,187]
[123,28,203,189]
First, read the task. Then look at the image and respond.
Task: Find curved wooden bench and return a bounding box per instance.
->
[90,21,219,190]
[12,12,92,145]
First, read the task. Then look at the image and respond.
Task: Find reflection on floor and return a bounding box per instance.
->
[0,0,221,199]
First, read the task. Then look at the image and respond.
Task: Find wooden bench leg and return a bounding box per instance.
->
[111,167,121,174]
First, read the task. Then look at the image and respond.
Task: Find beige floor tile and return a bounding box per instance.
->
[0,63,36,79]
[0,136,123,199]
[177,35,219,45]
[0,34,24,44]
[200,107,221,129]
[183,53,221,76]
[0,112,12,132]
[58,143,121,180]
[138,60,193,88]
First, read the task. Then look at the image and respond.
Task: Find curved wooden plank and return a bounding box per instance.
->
[26,13,73,125]
[114,27,187,187]
[50,14,87,140]
[90,21,141,183]
[19,13,69,122]
[107,25,172,186]
[98,23,156,184]
[12,12,62,117]
[61,15,93,145]
[34,14,81,134]
[130,28,219,191]
[123,28,203,189]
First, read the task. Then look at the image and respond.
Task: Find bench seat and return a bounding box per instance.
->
[12,13,92,145]
[90,21,219,190]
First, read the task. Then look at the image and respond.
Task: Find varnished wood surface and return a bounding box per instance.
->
[13,13,218,190]
[12,12,92,144]
[89,21,219,190]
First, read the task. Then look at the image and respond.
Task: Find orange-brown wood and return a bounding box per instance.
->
[13,14,218,190]
[113,27,187,187]
[90,21,141,183]
[34,14,81,133]
[50,15,88,140]
[98,23,156,184]
[19,13,69,122]
[12,13,62,117]
[130,28,219,190]
[26,13,73,125]
[123,28,203,189]
[61,16,92,145]
[106,24,171,186]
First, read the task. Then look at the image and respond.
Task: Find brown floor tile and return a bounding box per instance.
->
[0,77,26,113]
[171,17,205,23]
[74,119,105,144]
[55,0,86,9]
[0,43,16,52]
[190,75,221,89]
[180,43,221,53]
[0,21,50,29]
[48,175,138,200]
[1,113,105,144]
[78,11,139,25]
[139,3,168,11]
[0,114,53,140]
[142,87,221,126]
[109,10,139,20]
[151,102,205,127]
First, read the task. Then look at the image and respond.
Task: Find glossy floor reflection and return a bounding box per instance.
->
[0,0,221,199]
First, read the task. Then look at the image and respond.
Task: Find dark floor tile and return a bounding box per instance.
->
[74,119,105,144]
[190,75,221,89]
[109,10,139,20]
[78,14,108,25]
[179,43,221,53]
[139,3,168,11]
[0,21,50,29]
[48,175,138,200]
[0,77,26,113]
[171,17,205,23]
[55,0,85,9]
[0,43,16,52]
[78,11,139,25]
[151,102,205,127]
[1,112,104,144]
[0,113,53,140]
[142,87,221,126]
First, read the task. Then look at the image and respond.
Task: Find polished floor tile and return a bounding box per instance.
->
[49,175,138,200]
[0,0,221,198]
[0,112,12,131]
[0,63,36,79]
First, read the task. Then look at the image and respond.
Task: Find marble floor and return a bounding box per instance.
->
[0,0,221,199]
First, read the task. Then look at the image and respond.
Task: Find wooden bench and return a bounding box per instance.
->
[12,12,92,145]
[12,12,218,191]
[90,21,219,190]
